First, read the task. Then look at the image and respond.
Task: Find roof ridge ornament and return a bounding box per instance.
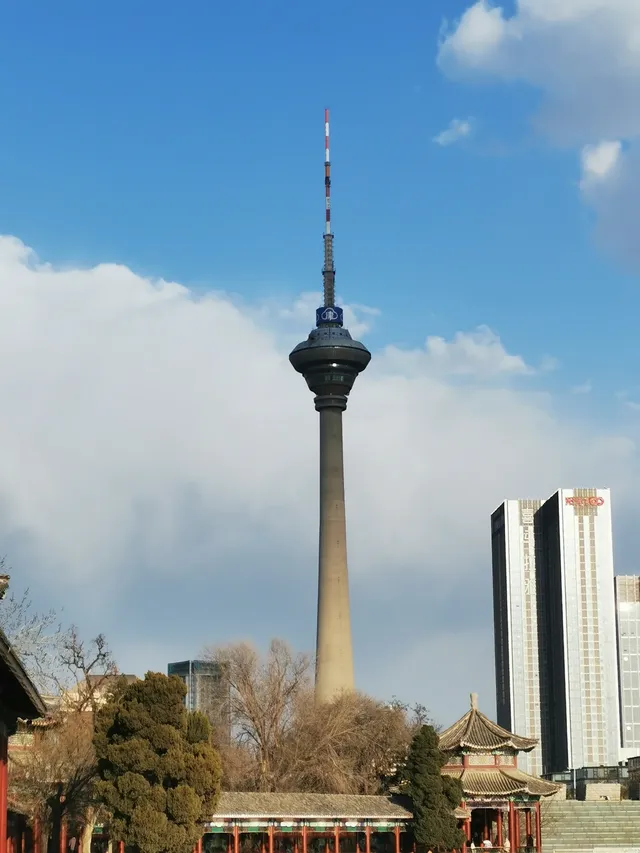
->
[470,692,478,710]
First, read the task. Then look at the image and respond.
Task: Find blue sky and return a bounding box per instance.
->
[0,0,633,382]
[1,0,640,724]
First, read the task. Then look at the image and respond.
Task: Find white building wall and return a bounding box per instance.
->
[615,576,640,757]
[557,488,620,769]
[500,499,543,775]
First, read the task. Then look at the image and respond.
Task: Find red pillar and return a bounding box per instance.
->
[365,827,371,853]
[513,808,520,853]
[198,838,203,853]
[334,826,339,853]
[268,826,274,853]
[508,801,515,851]
[534,803,541,853]
[497,810,503,848]
[525,809,532,844]
[463,818,471,853]
[233,826,239,853]
[302,827,307,853]
[118,842,124,853]
[33,818,41,853]
[0,730,8,853]
[394,826,400,853]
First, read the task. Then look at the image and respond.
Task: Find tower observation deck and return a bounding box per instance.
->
[289,110,371,702]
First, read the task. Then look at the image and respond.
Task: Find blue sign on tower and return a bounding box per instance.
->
[316,305,344,326]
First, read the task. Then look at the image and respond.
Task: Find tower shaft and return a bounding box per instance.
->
[316,405,354,700]
[289,109,371,703]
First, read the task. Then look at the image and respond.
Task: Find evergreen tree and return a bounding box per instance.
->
[94,672,222,853]
[405,725,464,851]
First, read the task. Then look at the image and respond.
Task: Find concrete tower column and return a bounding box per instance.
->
[316,401,354,700]
[290,109,370,702]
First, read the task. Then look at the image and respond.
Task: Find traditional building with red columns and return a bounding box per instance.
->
[0,588,47,853]
[439,695,561,853]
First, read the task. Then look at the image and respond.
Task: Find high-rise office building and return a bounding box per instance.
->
[537,489,620,772]
[491,499,543,775]
[492,488,621,774]
[167,659,230,741]
[615,576,640,759]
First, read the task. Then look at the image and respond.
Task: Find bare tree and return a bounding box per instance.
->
[0,568,66,694]
[203,640,311,791]
[286,690,414,794]
[10,629,119,853]
[57,627,118,713]
[203,639,420,795]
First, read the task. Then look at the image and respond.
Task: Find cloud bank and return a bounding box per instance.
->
[0,235,637,723]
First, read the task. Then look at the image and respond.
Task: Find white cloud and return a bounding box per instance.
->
[580,141,622,189]
[577,143,640,265]
[433,118,473,146]
[380,325,534,379]
[439,0,640,142]
[1,236,638,714]
[571,380,592,395]
[438,1,640,265]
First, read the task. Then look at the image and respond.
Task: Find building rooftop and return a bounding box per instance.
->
[0,626,46,724]
[442,766,561,798]
[439,694,538,754]
[211,793,412,820]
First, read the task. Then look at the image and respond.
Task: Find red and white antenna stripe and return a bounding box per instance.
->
[325,108,331,236]
[322,108,335,308]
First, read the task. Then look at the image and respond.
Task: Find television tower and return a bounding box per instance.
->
[290,110,371,702]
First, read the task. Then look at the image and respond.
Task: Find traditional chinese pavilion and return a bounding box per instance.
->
[0,578,47,853]
[440,695,561,853]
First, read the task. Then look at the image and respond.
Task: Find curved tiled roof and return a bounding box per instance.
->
[442,767,561,798]
[212,793,412,820]
[0,627,46,722]
[438,695,537,753]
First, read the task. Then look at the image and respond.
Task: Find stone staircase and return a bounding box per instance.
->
[542,800,640,853]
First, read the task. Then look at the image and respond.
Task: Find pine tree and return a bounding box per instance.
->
[94,672,222,853]
[405,725,464,851]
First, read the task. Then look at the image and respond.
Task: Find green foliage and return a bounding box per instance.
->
[405,725,464,851]
[186,713,211,746]
[94,672,222,853]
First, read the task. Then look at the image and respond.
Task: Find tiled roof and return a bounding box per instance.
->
[439,695,537,753]
[0,627,47,721]
[442,767,561,798]
[212,793,412,820]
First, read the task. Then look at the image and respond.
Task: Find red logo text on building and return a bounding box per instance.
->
[565,496,605,507]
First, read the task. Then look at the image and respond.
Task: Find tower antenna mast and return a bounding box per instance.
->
[323,108,335,309]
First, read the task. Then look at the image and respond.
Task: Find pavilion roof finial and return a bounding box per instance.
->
[470,692,478,711]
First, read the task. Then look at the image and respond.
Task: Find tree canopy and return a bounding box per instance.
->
[204,640,427,794]
[404,725,464,851]
[94,672,222,853]
[9,625,118,853]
